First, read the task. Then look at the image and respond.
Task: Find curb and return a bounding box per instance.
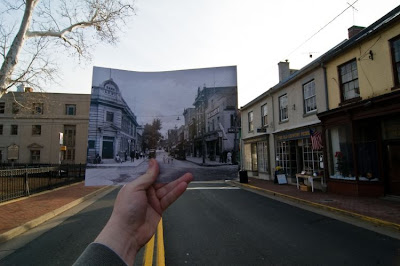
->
[229,180,400,232]
[0,185,114,244]
[185,159,232,167]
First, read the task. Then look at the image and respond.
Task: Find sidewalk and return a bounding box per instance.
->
[87,157,146,168]
[185,156,234,166]
[230,177,400,231]
[0,182,111,243]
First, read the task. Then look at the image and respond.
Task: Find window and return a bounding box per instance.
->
[390,35,400,87]
[339,59,359,101]
[279,94,288,121]
[12,102,19,114]
[257,141,269,173]
[248,111,254,132]
[64,125,76,161]
[66,104,76,115]
[31,150,40,163]
[11,125,18,135]
[303,80,317,113]
[0,125,3,135]
[327,125,355,180]
[261,104,268,127]
[88,140,95,149]
[0,102,4,114]
[106,111,114,122]
[32,103,44,114]
[32,125,41,135]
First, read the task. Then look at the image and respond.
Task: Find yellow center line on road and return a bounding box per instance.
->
[143,219,165,266]
[157,218,166,266]
[143,234,155,266]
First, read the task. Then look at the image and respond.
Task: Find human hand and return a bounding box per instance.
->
[94,159,193,265]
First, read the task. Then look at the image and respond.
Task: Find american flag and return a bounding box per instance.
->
[310,129,323,150]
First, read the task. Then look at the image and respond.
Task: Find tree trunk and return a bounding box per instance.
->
[0,0,38,96]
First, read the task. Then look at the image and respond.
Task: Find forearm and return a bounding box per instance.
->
[94,217,139,266]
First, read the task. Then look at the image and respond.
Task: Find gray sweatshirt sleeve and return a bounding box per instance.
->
[73,242,128,266]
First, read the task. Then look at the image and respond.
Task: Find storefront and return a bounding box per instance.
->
[318,90,400,196]
[274,126,324,185]
[242,135,270,179]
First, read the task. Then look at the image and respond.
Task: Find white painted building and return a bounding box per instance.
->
[87,78,138,161]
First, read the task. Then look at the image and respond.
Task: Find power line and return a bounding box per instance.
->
[285,0,359,59]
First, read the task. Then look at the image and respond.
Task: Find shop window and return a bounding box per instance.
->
[0,102,4,114]
[31,150,40,163]
[251,143,257,171]
[257,141,269,173]
[339,59,359,101]
[11,125,18,135]
[261,104,268,127]
[106,111,114,122]
[279,94,288,122]
[390,35,400,88]
[32,125,41,135]
[32,103,44,114]
[327,125,355,180]
[303,80,317,113]
[276,141,290,174]
[243,143,252,170]
[66,104,76,115]
[355,123,379,181]
[301,138,324,174]
[248,111,253,132]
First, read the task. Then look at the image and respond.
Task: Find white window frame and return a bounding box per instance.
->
[261,104,268,127]
[248,111,254,132]
[303,80,317,113]
[339,59,359,101]
[279,94,288,122]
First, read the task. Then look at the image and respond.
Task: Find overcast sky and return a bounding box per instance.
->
[93,66,237,135]
[29,0,400,107]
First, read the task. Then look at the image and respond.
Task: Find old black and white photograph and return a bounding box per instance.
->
[85,66,239,185]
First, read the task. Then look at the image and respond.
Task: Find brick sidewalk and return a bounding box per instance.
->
[0,182,106,236]
[234,177,400,227]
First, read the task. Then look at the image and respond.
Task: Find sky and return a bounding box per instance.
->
[21,0,400,107]
[92,66,237,135]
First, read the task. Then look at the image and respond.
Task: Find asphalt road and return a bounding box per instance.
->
[163,182,400,265]
[1,181,399,265]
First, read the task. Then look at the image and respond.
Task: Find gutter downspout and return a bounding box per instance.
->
[322,64,329,111]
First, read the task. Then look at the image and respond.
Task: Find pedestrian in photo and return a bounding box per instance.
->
[73,159,193,266]
[130,150,135,162]
[124,151,128,162]
[227,151,232,164]
[115,154,121,163]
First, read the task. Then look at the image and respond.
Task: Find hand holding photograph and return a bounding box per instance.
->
[85,66,238,186]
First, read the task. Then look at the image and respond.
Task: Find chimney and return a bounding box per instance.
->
[24,87,33,92]
[278,61,290,82]
[348,26,365,39]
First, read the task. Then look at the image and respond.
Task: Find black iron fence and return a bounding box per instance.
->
[0,164,85,203]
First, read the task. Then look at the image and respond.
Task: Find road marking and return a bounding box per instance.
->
[143,234,155,266]
[187,187,240,190]
[157,219,166,266]
[143,219,165,266]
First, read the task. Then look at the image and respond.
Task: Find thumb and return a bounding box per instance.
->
[129,159,159,190]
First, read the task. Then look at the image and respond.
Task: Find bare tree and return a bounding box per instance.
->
[0,0,135,96]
